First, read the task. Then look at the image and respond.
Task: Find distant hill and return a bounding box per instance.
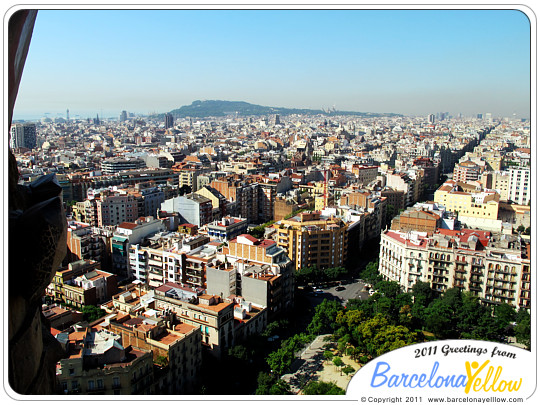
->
[154,100,402,119]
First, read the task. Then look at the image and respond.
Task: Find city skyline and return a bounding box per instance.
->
[12,8,532,120]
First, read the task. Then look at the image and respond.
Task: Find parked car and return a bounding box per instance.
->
[335,286,345,291]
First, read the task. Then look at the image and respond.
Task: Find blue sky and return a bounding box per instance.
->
[12,9,531,119]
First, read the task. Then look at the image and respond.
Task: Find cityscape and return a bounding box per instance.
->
[7,7,532,399]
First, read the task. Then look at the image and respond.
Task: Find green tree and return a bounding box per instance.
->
[262,321,281,338]
[412,281,437,307]
[342,365,355,377]
[308,299,343,335]
[302,381,345,395]
[359,314,420,357]
[228,344,250,362]
[81,305,105,322]
[333,357,344,374]
[515,310,531,349]
[360,260,382,285]
[269,379,291,395]
[255,372,276,395]
[323,266,347,281]
[494,303,517,335]
[266,347,294,376]
[324,350,334,364]
[424,300,456,338]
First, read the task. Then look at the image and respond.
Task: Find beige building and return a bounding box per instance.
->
[104,313,202,394]
[153,283,235,357]
[274,211,348,270]
[434,180,501,232]
[56,327,154,395]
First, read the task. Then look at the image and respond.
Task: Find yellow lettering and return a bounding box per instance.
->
[464,360,490,394]
[509,379,522,392]
[464,361,523,394]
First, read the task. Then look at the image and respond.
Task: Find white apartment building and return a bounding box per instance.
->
[379,229,530,309]
[507,167,530,205]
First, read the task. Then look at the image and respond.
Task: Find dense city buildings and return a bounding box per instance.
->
[12,110,530,396]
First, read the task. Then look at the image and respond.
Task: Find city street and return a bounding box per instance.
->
[302,278,371,307]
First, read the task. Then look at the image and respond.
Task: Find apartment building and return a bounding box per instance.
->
[434,180,501,232]
[101,157,146,174]
[112,217,165,277]
[379,229,530,309]
[47,260,99,301]
[66,221,103,264]
[480,171,510,201]
[452,160,482,183]
[56,327,154,395]
[206,216,248,241]
[72,199,98,226]
[104,313,202,394]
[60,269,117,309]
[161,193,212,227]
[176,166,203,192]
[129,233,216,289]
[210,177,260,224]
[507,167,530,205]
[152,284,235,357]
[217,233,295,315]
[274,211,348,270]
[96,191,139,227]
[351,164,379,185]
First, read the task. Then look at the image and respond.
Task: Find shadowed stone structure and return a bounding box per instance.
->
[8,9,66,395]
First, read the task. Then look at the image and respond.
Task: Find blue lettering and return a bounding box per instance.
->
[408,373,419,388]
[388,374,399,387]
[371,362,390,388]
[455,375,468,388]
[418,373,427,387]
[428,361,440,387]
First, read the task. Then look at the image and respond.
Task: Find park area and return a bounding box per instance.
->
[281,334,361,395]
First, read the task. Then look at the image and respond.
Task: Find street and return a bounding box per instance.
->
[302,278,371,307]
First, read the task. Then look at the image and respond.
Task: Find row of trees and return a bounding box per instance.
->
[348,260,530,348]
[294,265,348,286]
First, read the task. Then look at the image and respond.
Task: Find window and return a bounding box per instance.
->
[88,380,95,390]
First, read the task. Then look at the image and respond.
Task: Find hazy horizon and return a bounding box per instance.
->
[12,8,532,120]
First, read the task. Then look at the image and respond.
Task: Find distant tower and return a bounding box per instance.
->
[120,110,128,122]
[165,113,174,129]
[66,108,69,121]
[273,114,281,126]
[428,114,435,124]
